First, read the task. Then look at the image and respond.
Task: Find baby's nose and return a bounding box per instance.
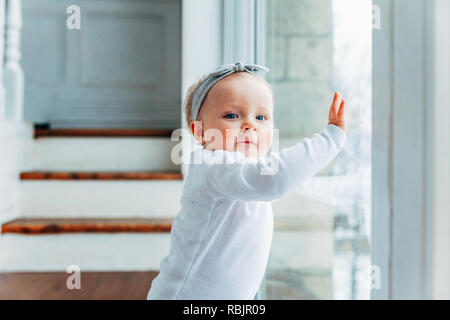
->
[244,127,257,131]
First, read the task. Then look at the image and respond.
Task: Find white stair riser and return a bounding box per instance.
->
[0,233,170,272]
[0,121,31,224]
[19,180,183,218]
[0,231,332,272]
[28,137,181,171]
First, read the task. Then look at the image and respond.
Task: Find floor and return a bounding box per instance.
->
[0,271,158,300]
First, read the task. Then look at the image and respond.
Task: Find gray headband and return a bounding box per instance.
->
[190,62,269,122]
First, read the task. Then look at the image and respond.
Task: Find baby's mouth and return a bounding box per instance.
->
[236,136,258,145]
[237,140,257,145]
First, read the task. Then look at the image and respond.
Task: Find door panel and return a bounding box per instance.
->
[22,0,181,129]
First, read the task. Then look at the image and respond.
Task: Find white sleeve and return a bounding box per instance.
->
[202,124,346,201]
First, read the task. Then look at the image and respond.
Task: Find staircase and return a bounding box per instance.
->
[0,127,184,272]
[0,0,186,273]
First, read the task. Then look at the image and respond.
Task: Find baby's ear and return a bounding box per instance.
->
[190,120,203,143]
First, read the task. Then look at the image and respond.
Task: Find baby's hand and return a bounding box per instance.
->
[328,92,347,133]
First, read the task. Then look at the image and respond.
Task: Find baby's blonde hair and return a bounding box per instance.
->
[183,73,210,131]
[183,71,273,130]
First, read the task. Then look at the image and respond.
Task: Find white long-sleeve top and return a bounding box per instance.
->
[147,124,346,300]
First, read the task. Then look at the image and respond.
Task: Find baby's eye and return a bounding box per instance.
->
[224,113,238,119]
[256,115,266,121]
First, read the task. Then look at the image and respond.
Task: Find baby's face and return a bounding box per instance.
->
[192,73,274,159]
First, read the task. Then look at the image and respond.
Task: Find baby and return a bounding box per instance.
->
[147,62,346,300]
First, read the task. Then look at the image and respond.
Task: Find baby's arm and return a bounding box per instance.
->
[202,93,347,202]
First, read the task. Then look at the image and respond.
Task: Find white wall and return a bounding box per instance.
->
[181,0,223,175]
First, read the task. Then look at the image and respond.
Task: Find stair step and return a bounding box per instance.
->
[34,128,174,138]
[2,218,173,234]
[20,171,183,181]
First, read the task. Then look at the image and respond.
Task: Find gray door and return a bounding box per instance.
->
[22,0,181,129]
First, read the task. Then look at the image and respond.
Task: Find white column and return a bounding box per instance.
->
[0,0,31,227]
[0,0,12,227]
[3,0,24,120]
[0,0,5,119]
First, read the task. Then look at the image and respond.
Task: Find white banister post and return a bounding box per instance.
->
[4,0,24,120]
[0,0,31,228]
[0,0,5,119]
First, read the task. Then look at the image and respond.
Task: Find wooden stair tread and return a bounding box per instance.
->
[20,171,183,180]
[34,128,174,138]
[1,218,173,234]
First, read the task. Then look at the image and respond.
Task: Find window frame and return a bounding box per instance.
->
[372,0,450,299]
[222,0,267,299]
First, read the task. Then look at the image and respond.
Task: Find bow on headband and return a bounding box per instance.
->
[190,62,269,123]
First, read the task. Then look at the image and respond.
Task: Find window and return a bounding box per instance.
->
[263,0,372,299]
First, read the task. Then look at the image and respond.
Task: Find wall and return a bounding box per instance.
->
[181,0,223,176]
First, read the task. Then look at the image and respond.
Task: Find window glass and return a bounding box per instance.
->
[264,0,372,299]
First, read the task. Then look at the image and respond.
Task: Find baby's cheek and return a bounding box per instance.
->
[262,128,273,146]
[223,132,237,152]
